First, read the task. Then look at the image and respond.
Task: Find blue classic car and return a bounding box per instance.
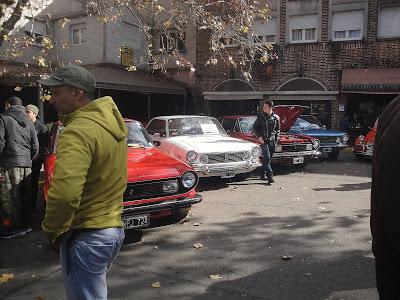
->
[289,115,349,160]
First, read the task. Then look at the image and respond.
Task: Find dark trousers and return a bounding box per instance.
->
[31,159,43,211]
[376,259,400,299]
[261,143,275,177]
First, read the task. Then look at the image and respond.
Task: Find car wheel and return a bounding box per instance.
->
[235,172,251,181]
[328,149,340,160]
[294,161,308,169]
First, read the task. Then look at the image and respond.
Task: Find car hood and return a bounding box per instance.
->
[127,147,191,182]
[290,129,346,137]
[273,105,306,132]
[168,135,258,153]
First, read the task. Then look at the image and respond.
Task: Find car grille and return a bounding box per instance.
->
[318,136,339,144]
[281,144,309,152]
[123,179,179,201]
[207,152,248,164]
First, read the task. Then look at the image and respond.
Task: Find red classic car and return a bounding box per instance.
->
[43,119,202,229]
[354,119,378,160]
[220,105,320,166]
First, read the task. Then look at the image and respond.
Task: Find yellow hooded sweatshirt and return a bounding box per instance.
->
[43,96,128,242]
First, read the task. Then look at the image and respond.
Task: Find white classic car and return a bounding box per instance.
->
[146,115,262,179]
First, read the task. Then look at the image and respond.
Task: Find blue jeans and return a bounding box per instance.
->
[261,142,275,177]
[60,227,125,300]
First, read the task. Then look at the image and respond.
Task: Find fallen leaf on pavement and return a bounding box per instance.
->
[181,219,189,225]
[209,274,222,280]
[194,223,202,226]
[281,254,294,260]
[151,281,161,288]
[278,187,284,190]
[37,297,46,300]
[318,207,326,210]
[0,273,14,284]
[293,197,301,201]
[153,246,159,250]
[194,243,203,249]
[14,86,22,91]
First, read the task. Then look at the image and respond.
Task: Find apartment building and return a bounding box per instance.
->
[0,0,187,122]
[194,0,400,133]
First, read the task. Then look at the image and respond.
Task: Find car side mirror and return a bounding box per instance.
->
[323,125,327,130]
[153,141,161,146]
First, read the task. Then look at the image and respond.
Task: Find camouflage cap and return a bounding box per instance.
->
[38,65,96,95]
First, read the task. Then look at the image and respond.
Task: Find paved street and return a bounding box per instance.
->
[0,152,377,300]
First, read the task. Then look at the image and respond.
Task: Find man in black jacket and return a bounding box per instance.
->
[371,94,400,298]
[0,97,38,238]
[26,104,49,211]
[253,99,280,184]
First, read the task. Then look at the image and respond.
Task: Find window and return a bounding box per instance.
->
[70,23,86,45]
[332,10,364,41]
[24,18,47,45]
[289,14,318,43]
[292,29,303,41]
[221,119,237,133]
[159,31,185,52]
[146,119,167,137]
[253,17,277,44]
[305,28,316,40]
[378,6,400,38]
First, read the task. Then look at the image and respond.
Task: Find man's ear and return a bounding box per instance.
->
[74,89,85,99]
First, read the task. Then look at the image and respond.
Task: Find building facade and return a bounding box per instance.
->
[193,0,400,135]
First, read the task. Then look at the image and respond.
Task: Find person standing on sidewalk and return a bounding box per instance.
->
[253,98,280,184]
[0,96,38,238]
[39,65,128,300]
[25,104,49,211]
[371,94,400,298]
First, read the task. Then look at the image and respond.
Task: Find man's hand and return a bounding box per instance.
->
[258,136,264,144]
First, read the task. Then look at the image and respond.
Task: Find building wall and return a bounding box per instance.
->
[194,0,400,129]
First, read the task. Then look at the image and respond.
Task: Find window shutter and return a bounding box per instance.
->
[332,10,364,33]
[378,6,400,38]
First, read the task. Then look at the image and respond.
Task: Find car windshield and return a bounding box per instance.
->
[167,117,226,136]
[294,117,322,130]
[239,116,257,133]
[300,115,324,128]
[126,121,153,148]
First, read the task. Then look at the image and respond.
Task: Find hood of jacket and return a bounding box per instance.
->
[61,96,127,142]
[3,105,30,127]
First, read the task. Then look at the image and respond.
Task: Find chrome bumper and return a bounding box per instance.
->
[193,160,262,177]
[122,194,202,214]
[273,150,315,158]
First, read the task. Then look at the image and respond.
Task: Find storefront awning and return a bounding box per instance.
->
[203,91,338,101]
[341,68,400,94]
[87,65,186,95]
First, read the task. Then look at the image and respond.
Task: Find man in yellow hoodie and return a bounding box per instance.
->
[39,65,128,300]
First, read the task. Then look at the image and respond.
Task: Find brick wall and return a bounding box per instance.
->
[192,0,400,129]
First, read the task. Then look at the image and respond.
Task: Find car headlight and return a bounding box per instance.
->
[358,135,364,142]
[275,145,282,152]
[162,179,179,193]
[342,134,349,142]
[312,139,320,149]
[306,144,313,151]
[242,151,251,160]
[186,151,198,163]
[199,154,209,164]
[251,146,261,157]
[181,171,197,189]
[336,137,341,144]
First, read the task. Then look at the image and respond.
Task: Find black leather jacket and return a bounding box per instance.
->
[253,112,280,143]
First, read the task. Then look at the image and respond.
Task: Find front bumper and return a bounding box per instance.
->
[354,144,374,157]
[193,160,262,177]
[122,194,202,215]
[272,150,315,159]
[319,142,348,151]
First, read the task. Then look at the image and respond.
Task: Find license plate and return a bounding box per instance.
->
[323,147,332,153]
[293,156,304,164]
[221,172,236,178]
[122,214,149,229]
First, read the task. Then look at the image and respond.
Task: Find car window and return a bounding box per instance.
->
[239,117,256,133]
[126,122,153,148]
[146,119,167,137]
[300,115,323,128]
[221,119,236,133]
[294,118,313,128]
[167,117,226,136]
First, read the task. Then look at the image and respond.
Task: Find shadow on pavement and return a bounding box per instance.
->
[313,182,371,192]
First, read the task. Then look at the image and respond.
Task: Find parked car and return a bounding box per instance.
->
[43,119,202,230]
[289,115,349,160]
[220,105,320,167]
[146,115,262,180]
[353,119,378,160]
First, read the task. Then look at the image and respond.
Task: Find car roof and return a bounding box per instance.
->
[222,115,256,119]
